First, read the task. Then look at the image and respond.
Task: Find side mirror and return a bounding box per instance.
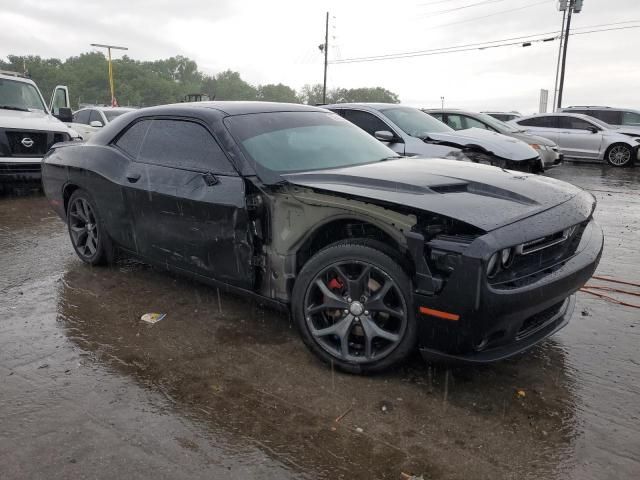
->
[54,107,73,123]
[374,130,399,142]
[90,120,104,128]
[587,126,599,134]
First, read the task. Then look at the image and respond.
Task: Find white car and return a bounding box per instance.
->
[510,113,640,167]
[70,106,136,140]
[0,70,79,182]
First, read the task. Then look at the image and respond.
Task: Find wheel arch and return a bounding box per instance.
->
[62,183,81,214]
[292,215,414,277]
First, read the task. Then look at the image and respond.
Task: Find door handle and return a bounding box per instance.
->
[203,172,219,186]
[126,172,141,183]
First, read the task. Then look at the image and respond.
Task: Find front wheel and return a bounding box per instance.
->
[292,241,417,374]
[606,144,633,167]
[67,189,113,265]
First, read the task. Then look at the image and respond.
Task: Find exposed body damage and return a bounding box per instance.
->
[256,184,417,302]
[42,101,604,372]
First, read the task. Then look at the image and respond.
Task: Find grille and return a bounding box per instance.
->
[516,300,565,341]
[489,222,587,289]
[4,130,69,157]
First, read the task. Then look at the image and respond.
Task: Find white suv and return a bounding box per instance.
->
[0,70,79,182]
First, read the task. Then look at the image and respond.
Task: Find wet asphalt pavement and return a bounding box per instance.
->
[1,163,639,479]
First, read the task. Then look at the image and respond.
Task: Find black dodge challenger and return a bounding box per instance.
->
[42,102,604,373]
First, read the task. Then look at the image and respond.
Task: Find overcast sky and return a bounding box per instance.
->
[1,0,638,113]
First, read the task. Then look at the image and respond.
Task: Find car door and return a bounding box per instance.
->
[117,117,253,288]
[339,109,406,155]
[555,116,604,159]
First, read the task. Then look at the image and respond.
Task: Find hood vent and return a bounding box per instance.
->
[430,183,468,194]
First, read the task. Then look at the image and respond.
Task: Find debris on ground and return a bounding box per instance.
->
[515,389,526,398]
[355,427,364,433]
[401,473,425,480]
[335,405,353,423]
[140,313,166,324]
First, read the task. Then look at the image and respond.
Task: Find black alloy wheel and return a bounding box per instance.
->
[67,190,112,265]
[293,241,416,373]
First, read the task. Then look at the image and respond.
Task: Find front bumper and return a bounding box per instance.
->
[0,157,43,182]
[541,149,563,169]
[410,193,603,364]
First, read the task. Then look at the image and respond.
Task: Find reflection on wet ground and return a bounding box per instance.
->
[1,163,639,479]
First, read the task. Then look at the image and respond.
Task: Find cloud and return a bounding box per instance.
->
[0,0,638,111]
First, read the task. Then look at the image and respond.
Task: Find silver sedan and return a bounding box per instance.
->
[510,113,640,167]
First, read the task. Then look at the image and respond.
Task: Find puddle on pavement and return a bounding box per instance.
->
[1,164,639,479]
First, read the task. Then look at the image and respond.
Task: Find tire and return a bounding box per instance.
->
[292,240,417,374]
[605,143,633,167]
[66,189,113,265]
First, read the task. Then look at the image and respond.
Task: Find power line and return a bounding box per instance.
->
[333,20,640,64]
[423,0,507,16]
[419,0,553,29]
[330,24,640,64]
[417,0,458,6]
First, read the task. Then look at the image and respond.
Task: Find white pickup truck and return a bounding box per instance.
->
[0,70,79,182]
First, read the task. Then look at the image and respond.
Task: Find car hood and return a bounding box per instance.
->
[426,128,539,161]
[0,108,72,133]
[283,158,582,231]
[608,126,640,137]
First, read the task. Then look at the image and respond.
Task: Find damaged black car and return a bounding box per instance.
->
[42,102,604,373]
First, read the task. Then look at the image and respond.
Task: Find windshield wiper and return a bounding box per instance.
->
[379,155,402,161]
[0,105,29,112]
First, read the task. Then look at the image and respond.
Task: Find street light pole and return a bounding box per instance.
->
[555,0,584,110]
[322,12,329,104]
[90,43,128,106]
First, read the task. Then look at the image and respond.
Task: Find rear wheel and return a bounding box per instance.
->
[67,189,113,265]
[605,144,633,167]
[292,241,416,374]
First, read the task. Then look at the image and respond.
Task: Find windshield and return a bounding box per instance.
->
[380,107,453,137]
[104,109,133,121]
[225,111,399,183]
[0,78,46,111]
[475,113,520,133]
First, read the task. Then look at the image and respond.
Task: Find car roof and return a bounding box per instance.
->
[0,71,35,84]
[175,101,327,115]
[517,112,598,120]
[323,103,404,112]
[423,108,478,115]
[563,106,640,113]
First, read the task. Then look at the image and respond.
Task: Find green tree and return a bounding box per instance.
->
[1,53,400,109]
[214,70,257,100]
[256,83,299,103]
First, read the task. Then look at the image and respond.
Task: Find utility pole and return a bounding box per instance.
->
[552,6,567,110]
[90,43,128,107]
[322,12,329,103]
[556,0,584,110]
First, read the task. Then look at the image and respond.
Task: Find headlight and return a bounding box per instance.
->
[500,247,514,267]
[487,252,499,278]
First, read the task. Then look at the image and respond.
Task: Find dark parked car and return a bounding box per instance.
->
[42,102,603,373]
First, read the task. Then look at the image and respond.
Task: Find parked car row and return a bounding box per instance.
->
[41,101,604,373]
[425,109,563,170]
